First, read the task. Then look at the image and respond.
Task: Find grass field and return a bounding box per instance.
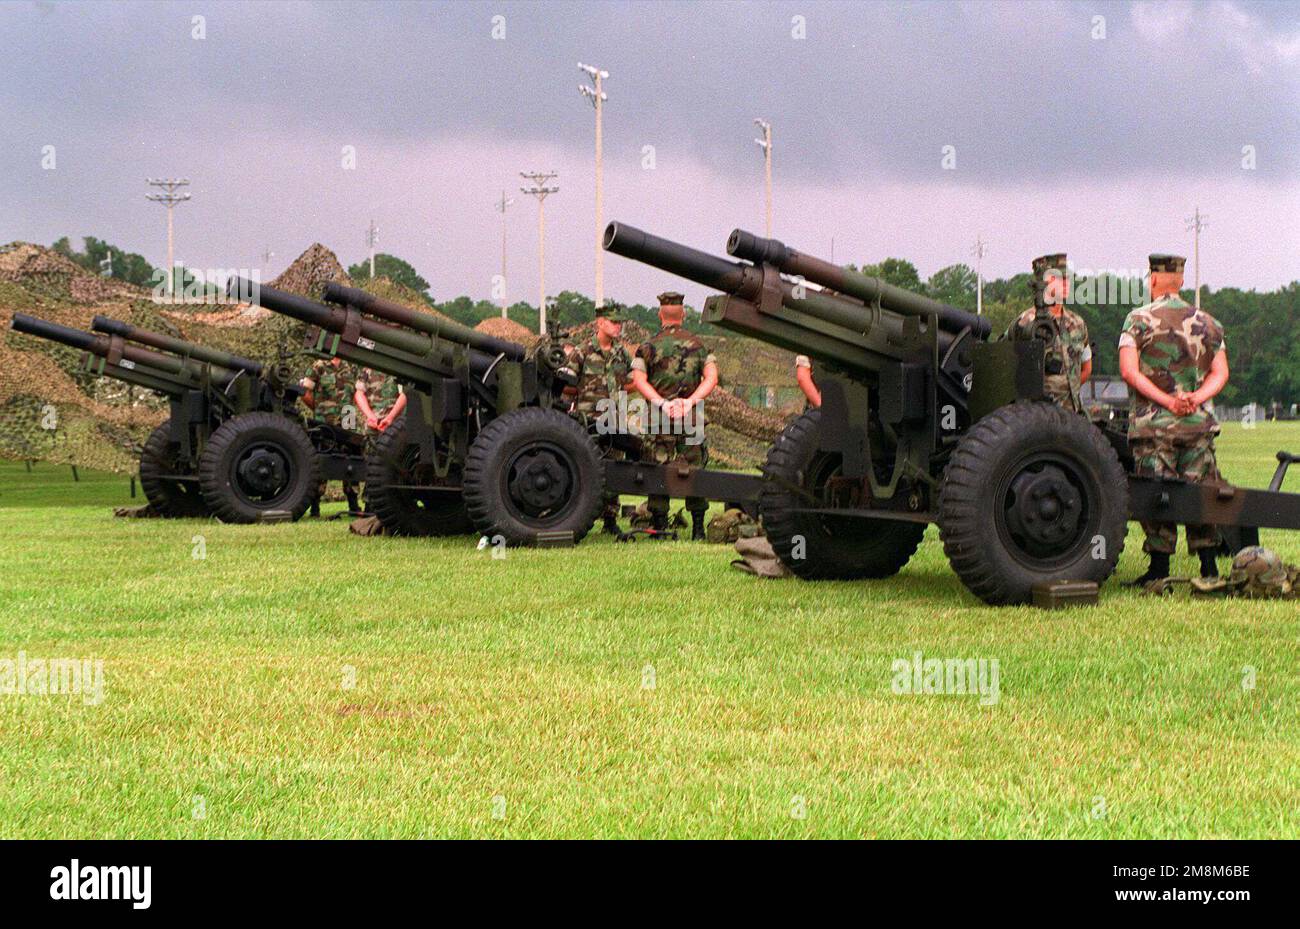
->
[0,424,1297,839]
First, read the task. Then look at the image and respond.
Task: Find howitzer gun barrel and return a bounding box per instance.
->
[11,313,238,389]
[603,222,960,375]
[91,316,264,376]
[727,229,991,340]
[226,279,499,383]
[322,283,526,361]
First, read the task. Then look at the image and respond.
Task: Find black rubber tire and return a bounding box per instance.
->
[938,401,1128,605]
[139,423,209,518]
[463,407,604,546]
[760,409,925,579]
[364,418,474,536]
[198,412,319,523]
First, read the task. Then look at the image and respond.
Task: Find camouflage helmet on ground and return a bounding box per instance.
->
[1229,546,1291,597]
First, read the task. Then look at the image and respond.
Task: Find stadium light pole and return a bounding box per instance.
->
[754,119,772,237]
[496,191,515,318]
[520,171,559,334]
[145,178,191,301]
[578,62,609,308]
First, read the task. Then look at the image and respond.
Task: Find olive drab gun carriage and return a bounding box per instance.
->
[229,279,765,543]
[8,313,365,522]
[603,221,1300,604]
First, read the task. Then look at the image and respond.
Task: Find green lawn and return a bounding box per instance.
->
[0,425,1296,839]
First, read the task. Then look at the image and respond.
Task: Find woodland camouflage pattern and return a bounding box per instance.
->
[1004,306,1090,412]
[1119,295,1225,439]
[1229,545,1295,598]
[569,336,633,524]
[1121,294,1227,554]
[303,359,356,427]
[356,367,401,427]
[632,325,715,465]
[570,337,631,419]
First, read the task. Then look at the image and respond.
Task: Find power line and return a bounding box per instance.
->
[970,235,988,316]
[520,171,559,334]
[145,178,191,301]
[495,191,515,318]
[1184,207,1209,309]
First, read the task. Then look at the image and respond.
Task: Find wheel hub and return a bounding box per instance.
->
[236,445,289,498]
[1004,464,1082,554]
[508,450,572,514]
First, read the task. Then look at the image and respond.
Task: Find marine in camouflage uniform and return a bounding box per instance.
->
[567,304,634,533]
[1120,253,1228,581]
[302,357,355,427]
[355,367,404,441]
[300,357,360,513]
[1002,253,1092,413]
[631,291,719,539]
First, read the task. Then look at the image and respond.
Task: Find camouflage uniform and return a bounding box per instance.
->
[1120,292,1226,554]
[301,358,360,511]
[632,327,714,466]
[303,358,356,427]
[1002,253,1091,413]
[355,367,402,438]
[632,293,718,530]
[569,334,633,524]
[1004,307,1091,412]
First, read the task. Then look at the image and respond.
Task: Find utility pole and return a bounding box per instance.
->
[970,235,987,316]
[1184,207,1208,308]
[495,191,514,317]
[260,247,274,271]
[365,219,379,280]
[145,178,191,301]
[753,119,772,237]
[520,171,559,334]
[578,63,609,308]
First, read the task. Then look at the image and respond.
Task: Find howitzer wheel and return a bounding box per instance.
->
[760,409,925,579]
[365,417,474,536]
[463,407,604,546]
[139,423,210,518]
[198,412,318,523]
[938,401,1127,605]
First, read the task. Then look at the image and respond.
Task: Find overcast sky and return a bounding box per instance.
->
[2,0,1297,309]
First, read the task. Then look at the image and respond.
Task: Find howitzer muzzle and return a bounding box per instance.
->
[11,312,99,351]
[726,229,991,340]
[322,283,526,361]
[12,313,238,389]
[228,278,502,384]
[91,316,264,376]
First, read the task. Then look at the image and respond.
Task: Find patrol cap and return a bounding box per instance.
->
[1031,253,1068,280]
[1148,254,1187,274]
[657,291,685,306]
[596,302,627,323]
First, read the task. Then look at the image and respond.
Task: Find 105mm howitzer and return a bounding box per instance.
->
[9,312,366,522]
[605,221,1300,604]
[231,278,764,543]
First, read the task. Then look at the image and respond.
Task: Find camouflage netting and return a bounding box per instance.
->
[0,243,351,474]
[1,239,800,476]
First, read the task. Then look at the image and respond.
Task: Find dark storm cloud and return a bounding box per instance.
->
[3,0,1296,185]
